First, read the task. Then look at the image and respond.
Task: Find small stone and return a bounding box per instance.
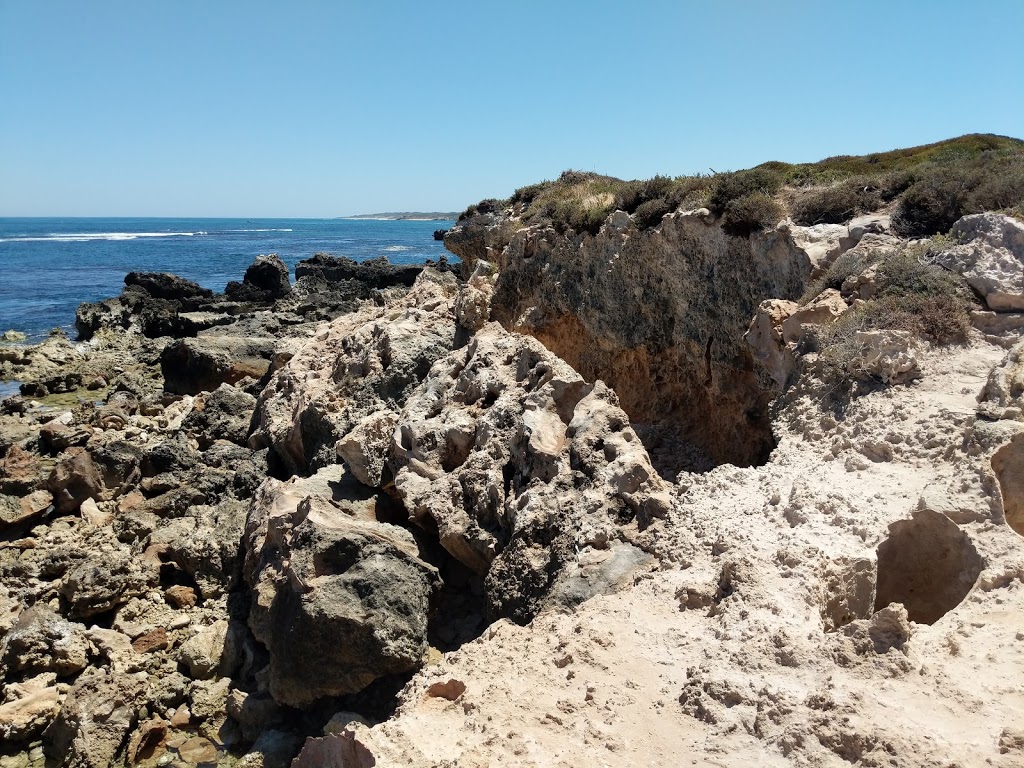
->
[177,735,218,764]
[164,585,197,609]
[169,705,191,728]
[132,628,170,654]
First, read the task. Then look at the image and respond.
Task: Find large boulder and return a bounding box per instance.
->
[243,470,439,708]
[181,383,257,448]
[933,213,1024,311]
[124,271,213,303]
[226,254,292,301]
[391,324,670,623]
[161,336,276,395]
[250,268,459,475]
[0,605,90,679]
[978,339,1024,421]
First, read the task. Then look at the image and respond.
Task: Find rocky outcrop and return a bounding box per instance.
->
[242,469,439,707]
[445,209,813,473]
[161,335,276,395]
[935,213,1024,311]
[250,268,460,475]
[226,253,292,302]
[392,324,669,622]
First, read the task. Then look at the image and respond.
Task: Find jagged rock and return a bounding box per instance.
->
[832,330,920,384]
[40,421,92,452]
[0,605,89,678]
[993,433,1024,536]
[181,383,257,448]
[243,473,439,707]
[178,619,243,680]
[455,259,497,332]
[0,684,61,743]
[123,271,213,304]
[226,254,292,302]
[147,499,247,598]
[933,213,1024,311]
[44,667,145,768]
[392,324,670,622]
[0,489,52,530]
[0,444,42,495]
[250,269,459,475]
[46,447,104,514]
[445,208,812,468]
[978,339,1024,420]
[161,336,276,395]
[294,254,422,287]
[336,411,398,487]
[781,289,849,344]
[58,533,155,619]
[744,299,799,387]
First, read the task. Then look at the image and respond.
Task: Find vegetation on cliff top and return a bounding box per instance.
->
[459,133,1024,238]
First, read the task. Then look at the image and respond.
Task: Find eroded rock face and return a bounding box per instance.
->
[161,335,276,395]
[226,254,292,301]
[934,213,1024,311]
[978,339,1024,420]
[243,470,439,708]
[446,210,812,470]
[250,269,459,475]
[392,324,669,623]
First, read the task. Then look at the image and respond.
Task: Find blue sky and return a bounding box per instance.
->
[1,0,1022,217]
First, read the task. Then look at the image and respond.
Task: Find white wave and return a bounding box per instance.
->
[224,228,294,233]
[0,231,203,243]
[383,245,412,252]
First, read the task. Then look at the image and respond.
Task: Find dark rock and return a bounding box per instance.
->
[142,437,202,477]
[124,272,213,302]
[244,478,439,707]
[181,383,257,448]
[161,336,276,395]
[433,228,448,241]
[226,254,291,301]
[46,447,104,514]
[40,422,92,453]
[294,254,421,287]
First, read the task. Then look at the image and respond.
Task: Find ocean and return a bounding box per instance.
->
[0,217,455,343]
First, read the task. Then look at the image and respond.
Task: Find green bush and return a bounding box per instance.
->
[632,197,675,229]
[791,179,882,225]
[720,192,784,236]
[510,181,554,207]
[708,168,784,216]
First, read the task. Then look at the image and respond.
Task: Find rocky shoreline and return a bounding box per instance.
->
[1,202,1023,767]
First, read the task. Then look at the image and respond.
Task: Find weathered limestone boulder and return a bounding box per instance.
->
[243,471,439,707]
[161,335,276,395]
[391,324,670,622]
[0,683,61,743]
[934,213,1024,311]
[0,443,43,495]
[781,289,849,344]
[455,259,497,332]
[0,489,52,530]
[59,538,155,619]
[250,269,459,475]
[0,605,89,678]
[744,299,798,387]
[993,433,1024,536]
[848,330,920,384]
[44,667,145,768]
[147,499,248,598]
[978,339,1024,421]
[181,383,257,448]
[46,447,104,514]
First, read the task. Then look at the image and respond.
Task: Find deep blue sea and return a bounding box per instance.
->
[0,218,454,342]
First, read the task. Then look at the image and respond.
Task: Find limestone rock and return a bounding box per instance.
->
[45,447,104,514]
[392,324,670,622]
[0,684,61,743]
[0,489,52,530]
[161,336,276,395]
[933,213,1024,311]
[846,330,920,384]
[0,444,42,496]
[781,289,849,344]
[978,339,1024,420]
[181,383,257,448]
[993,433,1024,537]
[243,475,439,707]
[43,667,145,768]
[744,299,798,387]
[0,605,89,678]
[226,254,291,301]
[250,269,459,475]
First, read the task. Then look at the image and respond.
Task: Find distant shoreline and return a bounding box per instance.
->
[342,212,459,221]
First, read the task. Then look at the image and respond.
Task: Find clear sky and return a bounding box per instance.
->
[1,0,1022,217]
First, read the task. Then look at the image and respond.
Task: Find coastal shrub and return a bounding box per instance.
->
[791,179,883,225]
[892,152,1024,236]
[511,181,554,207]
[633,197,675,229]
[798,249,880,304]
[708,168,784,216]
[720,192,784,237]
